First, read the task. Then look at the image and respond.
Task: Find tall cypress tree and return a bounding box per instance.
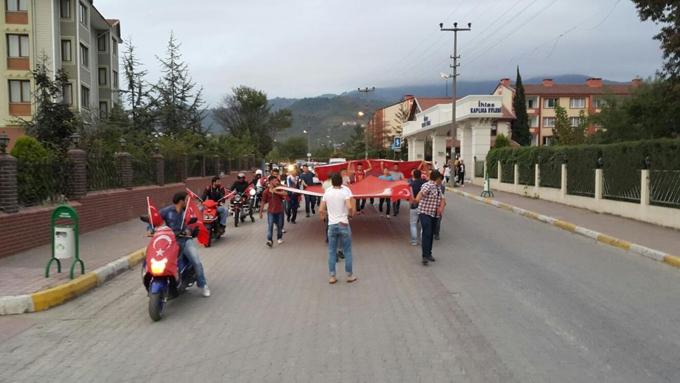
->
[511,67,532,146]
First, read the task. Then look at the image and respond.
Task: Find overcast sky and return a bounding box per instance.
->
[96,0,663,106]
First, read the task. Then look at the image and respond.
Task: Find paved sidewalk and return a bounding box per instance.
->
[0,218,148,296]
[458,184,680,255]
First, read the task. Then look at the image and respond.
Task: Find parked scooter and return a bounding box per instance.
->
[140,216,198,322]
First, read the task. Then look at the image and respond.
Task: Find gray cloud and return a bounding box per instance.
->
[96,0,662,105]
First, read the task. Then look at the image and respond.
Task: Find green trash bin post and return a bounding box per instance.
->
[45,205,84,279]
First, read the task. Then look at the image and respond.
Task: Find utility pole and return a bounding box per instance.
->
[357,86,375,160]
[439,22,471,140]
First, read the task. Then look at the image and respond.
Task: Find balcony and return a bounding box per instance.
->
[9,103,31,116]
[7,57,29,71]
[5,11,28,24]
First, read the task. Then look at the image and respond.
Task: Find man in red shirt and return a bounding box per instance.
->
[350,161,371,212]
[259,175,287,247]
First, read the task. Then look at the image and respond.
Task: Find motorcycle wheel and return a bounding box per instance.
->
[250,214,255,223]
[234,211,240,227]
[148,291,165,322]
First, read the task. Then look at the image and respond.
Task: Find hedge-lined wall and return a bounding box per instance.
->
[485,139,680,197]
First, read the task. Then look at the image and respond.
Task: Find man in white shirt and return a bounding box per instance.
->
[319,172,356,284]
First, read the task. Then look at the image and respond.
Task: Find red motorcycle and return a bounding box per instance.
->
[230,185,256,227]
[201,193,232,247]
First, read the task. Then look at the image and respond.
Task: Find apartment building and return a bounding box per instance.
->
[493,77,640,146]
[1,0,121,148]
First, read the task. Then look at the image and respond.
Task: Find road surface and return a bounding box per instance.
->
[1,194,679,382]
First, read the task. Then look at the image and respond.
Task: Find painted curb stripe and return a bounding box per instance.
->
[0,247,147,315]
[451,189,679,270]
[31,273,98,312]
[663,255,680,268]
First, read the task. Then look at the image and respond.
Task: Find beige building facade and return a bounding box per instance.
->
[493,77,640,146]
[1,0,121,148]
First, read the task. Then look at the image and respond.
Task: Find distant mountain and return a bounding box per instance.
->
[202,74,625,148]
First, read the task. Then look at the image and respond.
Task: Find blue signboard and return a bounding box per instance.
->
[393,137,402,149]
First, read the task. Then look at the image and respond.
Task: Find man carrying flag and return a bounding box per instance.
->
[158,192,211,297]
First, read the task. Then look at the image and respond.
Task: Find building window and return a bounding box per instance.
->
[593,97,606,109]
[97,34,106,52]
[569,117,583,127]
[569,98,585,109]
[491,123,498,137]
[543,136,553,146]
[7,34,29,57]
[80,43,88,67]
[113,70,118,88]
[62,83,72,105]
[78,1,87,25]
[543,117,556,128]
[99,101,108,118]
[9,80,30,103]
[61,40,72,61]
[543,98,558,109]
[526,97,537,109]
[60,0,70,18]
[98,67,107,86]
[529,115,539,127]
[5,0,28,11]
[81,85,89,109]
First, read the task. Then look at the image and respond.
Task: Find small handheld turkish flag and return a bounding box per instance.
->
[183,195,210,246]
[147,197,164,228]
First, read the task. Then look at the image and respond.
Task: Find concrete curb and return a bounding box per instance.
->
[449,188,680,270]
[0,248,145,315]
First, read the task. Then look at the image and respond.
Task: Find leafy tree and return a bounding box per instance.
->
[511,67,532,146]
[154,32,205,136]
[494,133,511,148]
[278,136,308,160]
[121,38,154,133]
[20,54,80,154]
[633,1,680,81]
[551,106,585,145]
[215,86,292,156]
[552,105,570,145]
[591,80,680,142]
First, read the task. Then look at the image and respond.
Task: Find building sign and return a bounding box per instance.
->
[421,116,431,128]
[470,101,501,114]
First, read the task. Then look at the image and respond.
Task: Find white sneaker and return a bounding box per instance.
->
[201,286,211,297]
[277,239,284,245]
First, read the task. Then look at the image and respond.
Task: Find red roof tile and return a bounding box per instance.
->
[522,83,633,96]
[416,97,453,111]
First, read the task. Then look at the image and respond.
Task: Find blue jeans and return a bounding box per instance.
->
[180,239,207,288]
[419,214,436,259]
[267,212,283,241]
[305,195,316,214]
[409,208,420,244]
[217,206,228,226]
[327,223,352,276]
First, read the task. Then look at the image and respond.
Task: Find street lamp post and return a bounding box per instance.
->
[357,111,366,159]
[303,129,310,162]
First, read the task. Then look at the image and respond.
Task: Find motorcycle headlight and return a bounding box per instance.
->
[249,189,256,196]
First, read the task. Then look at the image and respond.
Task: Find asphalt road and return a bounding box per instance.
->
[1,194,679,382]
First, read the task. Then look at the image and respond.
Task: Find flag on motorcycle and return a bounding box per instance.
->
[185,187,201,201]
[183,195,211,247]
[146,196,164,228]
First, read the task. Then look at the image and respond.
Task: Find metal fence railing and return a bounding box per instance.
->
[518,162,535,186]
[500,162,514,184]
[188,155,203,178]
[16,157,69,207]
[650,170,680,209]
[603,170,640,203]
[567,166,595,197]
[475,161,484,178]
[539,161,561,189]
[87,153,120,191]
[132,156,155,187]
